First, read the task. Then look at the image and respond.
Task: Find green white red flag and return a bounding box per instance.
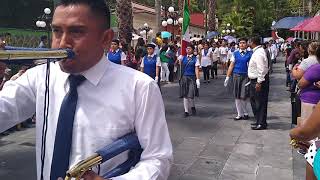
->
[181,0,190,56]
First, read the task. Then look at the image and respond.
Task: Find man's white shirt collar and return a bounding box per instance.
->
[81,54,108,86]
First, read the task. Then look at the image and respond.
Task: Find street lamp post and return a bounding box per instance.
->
[140,23,153,44]
[36,8,52,47]
[221,23,235,37]
[161,6,183,41]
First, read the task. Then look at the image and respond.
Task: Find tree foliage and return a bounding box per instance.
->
[217,0,285,37]
[0,0,53,29]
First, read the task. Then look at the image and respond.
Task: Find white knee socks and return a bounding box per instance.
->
[235,99,243,117]
[235,99,249,117]
[241,100,248,116]
[184,98,195,113]
[184,98,189,113]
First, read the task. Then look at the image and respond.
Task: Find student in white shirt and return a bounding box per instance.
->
[106,39,127,65]
[178,45,201,118]
[227,42,237,67]
[248,37,269,130]
[0,0,173,179]
[210,41,220,79]
[199,42,212,83]
[269,40,278,64]
[224,38,253,120]
[219,40,229,74]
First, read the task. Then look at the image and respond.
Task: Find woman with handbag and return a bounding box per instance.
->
[224,38,253,120]
[178,45,201,118]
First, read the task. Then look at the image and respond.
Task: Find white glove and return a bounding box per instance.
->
[196,79,200,89]
[154,76,159,83]
[224,77,230,87]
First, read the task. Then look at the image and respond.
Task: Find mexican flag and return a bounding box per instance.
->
[181,0,190,56]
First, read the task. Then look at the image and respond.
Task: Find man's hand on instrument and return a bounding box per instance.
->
[81,170,110,180]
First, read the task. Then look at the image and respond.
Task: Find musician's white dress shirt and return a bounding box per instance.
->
[248,46,269,83]
[0,55,173,180]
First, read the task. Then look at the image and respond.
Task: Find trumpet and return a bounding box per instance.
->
[65,133,142,180]
[0,46,75,64]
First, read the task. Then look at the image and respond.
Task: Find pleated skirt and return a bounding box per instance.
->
[179,75,198,99]
[233,73,250,99]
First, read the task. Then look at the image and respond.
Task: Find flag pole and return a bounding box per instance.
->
[180,0,186,80]
[180,0,185,57]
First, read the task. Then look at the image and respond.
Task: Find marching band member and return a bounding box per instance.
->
[225,38,253,120]
[107,39,127,65]
[179,45,201,118]
[140,43,161,84]
[0,0,173,179]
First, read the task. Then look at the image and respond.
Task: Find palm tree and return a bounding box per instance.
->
[116,0,133,45]
[208,0,216,32]
[155,0,162,33]
[178,0,184,15]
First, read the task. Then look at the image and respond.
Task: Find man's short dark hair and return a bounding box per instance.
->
[251,37,261,46]
[238,37,248,42]
[57,0,110,29]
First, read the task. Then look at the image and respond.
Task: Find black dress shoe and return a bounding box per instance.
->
[251,124,267,130]
[234,116,243,121]
[184,112,190,118]
[191,107,196,115]
[250,123,257,126]
[243,115,249,120]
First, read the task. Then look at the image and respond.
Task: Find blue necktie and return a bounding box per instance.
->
[50,75,86,180]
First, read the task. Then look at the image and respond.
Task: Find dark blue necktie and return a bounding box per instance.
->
[204,50,208,56]
[50,75,86,180]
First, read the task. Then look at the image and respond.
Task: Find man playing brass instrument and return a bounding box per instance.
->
[0,0,173,180]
